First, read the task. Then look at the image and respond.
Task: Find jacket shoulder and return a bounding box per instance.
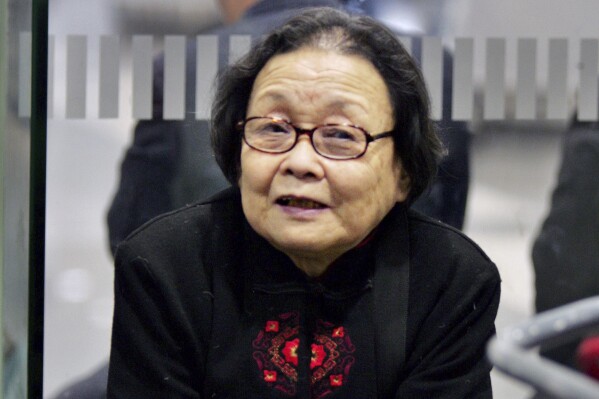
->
[406,209,500,290]
[117,188,242,256]
[408,209,493,264]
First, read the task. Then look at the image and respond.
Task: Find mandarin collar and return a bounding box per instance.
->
[243,219,375,299]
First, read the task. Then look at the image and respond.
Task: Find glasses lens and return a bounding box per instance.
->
[314,126,367,159]
[244,118,295,152]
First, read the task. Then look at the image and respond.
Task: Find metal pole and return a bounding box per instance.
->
[28,0,48,397]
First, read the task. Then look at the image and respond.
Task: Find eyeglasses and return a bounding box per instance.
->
[237,116,394,160]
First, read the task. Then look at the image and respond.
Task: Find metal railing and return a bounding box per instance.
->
[488,296,599,399]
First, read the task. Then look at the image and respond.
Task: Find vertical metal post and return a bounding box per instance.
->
[29,0,48,397]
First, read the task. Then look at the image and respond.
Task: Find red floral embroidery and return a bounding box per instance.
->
[311,344,326,369]
[265,320,279,332]
[330,374,343,387]
[253,313,355,398]
[332,327,345,338]
[264,370,277,382]
[310,320,356,399]
[253,312,300,395]
[282,338,299,366]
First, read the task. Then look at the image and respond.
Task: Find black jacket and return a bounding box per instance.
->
[108,188,500,398]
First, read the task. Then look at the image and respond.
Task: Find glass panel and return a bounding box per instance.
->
[43,0,599,398]
[43,1,221,397]
[2,0,32,397]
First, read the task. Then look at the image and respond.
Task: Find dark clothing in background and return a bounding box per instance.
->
[108,188,500,398]
[532,126,599,377]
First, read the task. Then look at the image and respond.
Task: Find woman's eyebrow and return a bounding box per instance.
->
[255,90,289,103]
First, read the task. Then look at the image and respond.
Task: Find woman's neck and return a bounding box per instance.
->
[288,253,338,277]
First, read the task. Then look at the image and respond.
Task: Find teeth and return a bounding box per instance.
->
[279,197,324,209]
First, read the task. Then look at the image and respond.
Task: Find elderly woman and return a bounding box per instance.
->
[107,7,500,399]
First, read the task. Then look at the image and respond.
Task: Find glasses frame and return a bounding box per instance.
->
[237,116,394,160]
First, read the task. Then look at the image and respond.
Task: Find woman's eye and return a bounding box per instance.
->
[263,122,291,134]
[321,128,358,141]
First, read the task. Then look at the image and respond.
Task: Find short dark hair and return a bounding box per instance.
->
[211,7,443,203]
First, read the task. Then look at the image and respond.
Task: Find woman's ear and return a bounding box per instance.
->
[395,168,411,203]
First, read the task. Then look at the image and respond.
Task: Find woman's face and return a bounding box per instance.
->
[239,47,410,275]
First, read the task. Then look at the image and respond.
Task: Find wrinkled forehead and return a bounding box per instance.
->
[248,48,392,119]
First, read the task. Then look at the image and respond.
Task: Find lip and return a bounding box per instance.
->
[277,205,328,218]
[275,195,328,208]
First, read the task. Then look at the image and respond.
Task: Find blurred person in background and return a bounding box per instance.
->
[531,120,599,399]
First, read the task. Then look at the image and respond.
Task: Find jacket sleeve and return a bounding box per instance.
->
[395,238,501,398]
[107,239,210,398]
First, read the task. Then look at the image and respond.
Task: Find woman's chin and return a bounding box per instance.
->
[268,234,352,267]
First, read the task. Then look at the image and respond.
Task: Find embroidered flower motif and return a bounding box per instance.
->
[253,312,300,395]
[330,374,343,387]
[332,327,345,338]
[310,320,356,398]
[264,370,277,382]
[265,320,279,332]
[310,344,326,369]
[253,313,355,398]
[282,338,299,366]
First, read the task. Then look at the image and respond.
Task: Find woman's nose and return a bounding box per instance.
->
[280,136,325,179]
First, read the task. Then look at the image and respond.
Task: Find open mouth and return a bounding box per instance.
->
[276,196,326,209]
